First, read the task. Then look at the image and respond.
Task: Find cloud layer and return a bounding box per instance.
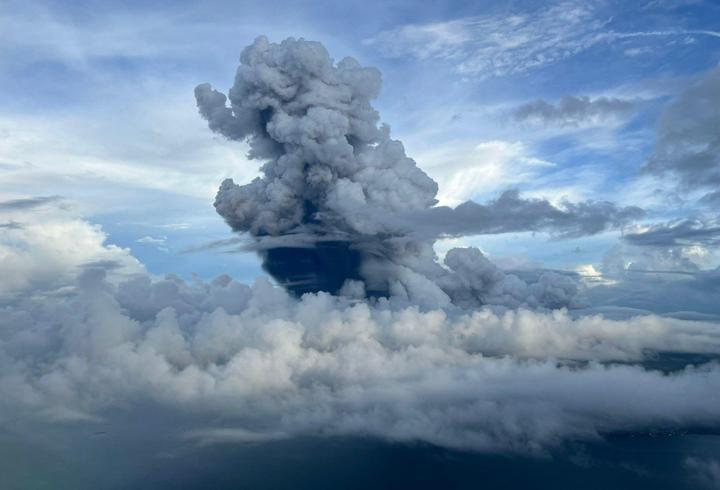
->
[0,202,718,456]
[2,252,720,454]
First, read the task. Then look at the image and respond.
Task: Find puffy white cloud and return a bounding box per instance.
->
[0,197,142,298]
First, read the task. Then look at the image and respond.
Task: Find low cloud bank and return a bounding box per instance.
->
[2,242,720,454]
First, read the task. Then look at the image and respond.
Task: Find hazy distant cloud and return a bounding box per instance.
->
[587,266,720,319]
[583,242,720,317]
[136,235,167,245]
[511,96,640,127]
[623,218,720,247]
[643,65,720,200]
[700,190,720,205]
[0,221,22,230]
[623,46,654,57]
[643,0,704,10]
[0,195,61,211]
[158,223,191,230]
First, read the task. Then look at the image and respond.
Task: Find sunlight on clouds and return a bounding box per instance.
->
[574,264,617,286]
[0,201,143,298]
[0,101,260,206]
[417,140,554,206]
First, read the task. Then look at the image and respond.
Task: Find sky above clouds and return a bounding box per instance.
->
[1,0,719,282]
[2,0,720,488]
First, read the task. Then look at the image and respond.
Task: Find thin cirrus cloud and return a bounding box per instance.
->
[364,1,720,77]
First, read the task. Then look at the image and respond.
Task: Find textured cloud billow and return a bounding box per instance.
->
[195,36,641,303]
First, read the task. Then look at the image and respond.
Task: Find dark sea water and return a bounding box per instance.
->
[2,354,718,490]
[3,429,720,489]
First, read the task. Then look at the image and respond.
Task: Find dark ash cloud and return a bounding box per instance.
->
[195,37,642,302]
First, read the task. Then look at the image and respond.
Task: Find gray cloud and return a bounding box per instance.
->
[511,95,640,127]
[583,244,720,318]
[586,266,720,319]
[643,65,720,201]
[0,221,23,230]
[0,195,62,211]
[623,217,720,247]
[401,190,644,240]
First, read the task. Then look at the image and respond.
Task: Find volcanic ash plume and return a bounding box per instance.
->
[196,36,640,307]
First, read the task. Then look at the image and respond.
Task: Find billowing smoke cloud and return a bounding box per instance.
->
[195,36,641,303]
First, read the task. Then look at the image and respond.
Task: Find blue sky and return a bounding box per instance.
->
[1,0,719,282]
